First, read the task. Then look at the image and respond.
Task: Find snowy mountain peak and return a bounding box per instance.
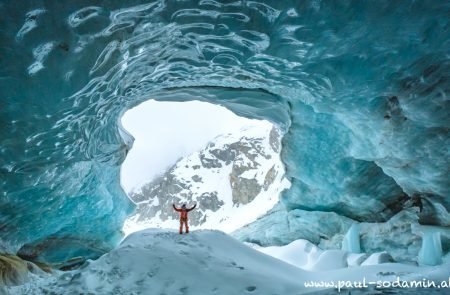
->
[123,123,290,235]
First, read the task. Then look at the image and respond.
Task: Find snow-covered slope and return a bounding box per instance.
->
[8,229,450,295]
[9,229,308,294]
[123,122,290,234]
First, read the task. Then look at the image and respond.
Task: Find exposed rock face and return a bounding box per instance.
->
[129,169,224,227]
[124,123,290,232]
[230,176,261,205]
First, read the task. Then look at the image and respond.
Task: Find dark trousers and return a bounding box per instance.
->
[179,218,189,233]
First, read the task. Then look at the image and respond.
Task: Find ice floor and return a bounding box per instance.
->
[6,229,450,295]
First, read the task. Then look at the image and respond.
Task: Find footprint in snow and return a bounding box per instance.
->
[246,286,257,292]
[229,261,245,270]
[147,266,159,277]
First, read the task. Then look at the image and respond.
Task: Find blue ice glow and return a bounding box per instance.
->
[418,231,443,266]
[342,224,361,254]
[0,0,449,263]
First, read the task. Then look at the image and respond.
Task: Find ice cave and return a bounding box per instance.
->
[1,0,449,293]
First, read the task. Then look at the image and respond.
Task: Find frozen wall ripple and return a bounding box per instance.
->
[0,0,448,262]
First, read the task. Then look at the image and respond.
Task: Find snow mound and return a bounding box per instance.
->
[8,230,450,294]
[13,229,308,294]
[347,253,369,267]
[361,252,394,266]
[309,250,348,271]
[254,239,323,269]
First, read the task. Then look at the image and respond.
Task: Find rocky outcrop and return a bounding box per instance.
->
[230,176,261,205]
[125,124,289,231]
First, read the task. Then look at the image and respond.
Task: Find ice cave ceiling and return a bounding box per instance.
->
[0,0,449,263]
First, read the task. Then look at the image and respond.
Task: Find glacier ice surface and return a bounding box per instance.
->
[342,223,361,254]
[418,231,443,266]
[0,0,449,262]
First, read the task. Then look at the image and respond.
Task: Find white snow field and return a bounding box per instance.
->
[7,229,450,295]
[251,237,450,272]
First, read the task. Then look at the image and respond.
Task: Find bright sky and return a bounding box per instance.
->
[120,100,256,192]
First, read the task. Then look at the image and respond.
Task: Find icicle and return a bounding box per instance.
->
[342,223,361,253]
[418,231,443,266]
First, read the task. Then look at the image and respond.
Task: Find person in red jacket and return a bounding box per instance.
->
[173,203,196,234]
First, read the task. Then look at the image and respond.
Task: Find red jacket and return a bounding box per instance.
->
[173,204,196,219]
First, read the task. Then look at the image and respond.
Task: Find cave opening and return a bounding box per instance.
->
[119,99,290,236]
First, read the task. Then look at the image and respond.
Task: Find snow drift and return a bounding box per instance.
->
[7,230,450,294]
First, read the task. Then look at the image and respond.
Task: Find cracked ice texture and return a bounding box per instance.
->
[0,0,448,262]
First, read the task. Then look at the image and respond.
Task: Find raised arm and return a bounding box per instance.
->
[173,204,181,212]
[187,203,197,212]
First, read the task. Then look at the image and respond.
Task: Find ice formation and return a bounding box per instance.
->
[418,231,443,266]
[0,0,448,266]
[341,223,361,254]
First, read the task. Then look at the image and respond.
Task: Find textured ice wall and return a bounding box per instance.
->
[0,0,449,263]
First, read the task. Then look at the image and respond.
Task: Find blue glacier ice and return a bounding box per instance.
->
[418,231,443,266]
[341,223,361,254]
[0,0,449,264]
